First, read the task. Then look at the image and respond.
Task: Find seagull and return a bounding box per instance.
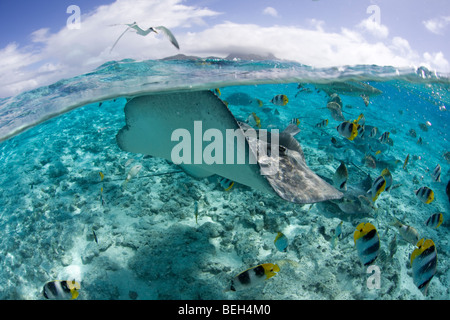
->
[110,22,180,53]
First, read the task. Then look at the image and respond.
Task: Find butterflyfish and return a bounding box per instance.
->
[229,263,280,291]
[336,121,358,141]
[415,186,434,204]
[274,232,289,252]
[43,280,81,300]
[354,222,380,266]
[315,119,328,128]
[333,162,348,191]
[425,213,444,229]
[410,238,437,295]
[368,175,386,202]
[270,94,289,106]
[381,168,393,192]
[379,131,390,144]
[431,164,441,182]
[219,177,234,191]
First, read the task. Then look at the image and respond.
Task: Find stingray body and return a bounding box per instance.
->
[116,90,343,204]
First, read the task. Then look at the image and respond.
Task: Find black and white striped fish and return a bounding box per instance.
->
[410,238,437,295]
[415,186,434,204]
[43,280,80,300]
[354,222,380,266]
[425,213,444,229]
[431,164,441,182]
[379,131,390,144]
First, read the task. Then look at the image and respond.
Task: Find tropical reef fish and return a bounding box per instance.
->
[354,222,380,266]
[246,112,261,128]
[390,218,420,245]
[425,213,444,229]
[333,162,348,191]
[93,230,98,244]
[403,154,410,170]
[447,180,450,204]
[122,164,142,188]
[326,101,345,121]
[368,175,386,202]
[410,238,437,295]
[43,280,81,300]
[431,164,441,182]
[290,118,300,126]
[369,126,378,138]
[415,186,434,204]
[229,263,280,291]
[381,168,393,192]
[270,94,289,106]
[379,131,390,144]
[331,221,343,249]
[274,232,289,252]
[219,177,234,191]
[315,119,328,128]
[337,121,358,141]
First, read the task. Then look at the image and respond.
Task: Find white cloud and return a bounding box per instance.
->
[0,0,449,98]
[262,7,279,18]
[357,17,389,39]
[423,16,450,35]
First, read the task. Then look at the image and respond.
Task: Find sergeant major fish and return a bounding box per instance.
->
[390,218,420,245]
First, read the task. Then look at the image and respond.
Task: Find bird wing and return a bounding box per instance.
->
[110,26,133,53]
[154,26,180,49]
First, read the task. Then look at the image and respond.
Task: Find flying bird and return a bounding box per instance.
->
[110,22,180,53]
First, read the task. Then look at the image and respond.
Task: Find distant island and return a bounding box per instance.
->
[160,52,280,61]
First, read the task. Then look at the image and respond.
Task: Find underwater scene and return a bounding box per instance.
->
[0,58,449,300]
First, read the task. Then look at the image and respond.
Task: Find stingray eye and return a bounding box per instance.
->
[279,145,287,155]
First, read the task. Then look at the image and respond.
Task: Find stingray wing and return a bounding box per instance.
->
[116,90,342,204]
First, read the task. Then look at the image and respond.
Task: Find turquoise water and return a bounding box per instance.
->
[0,58,449,299]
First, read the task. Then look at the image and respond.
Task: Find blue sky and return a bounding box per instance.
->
[0,0,449,97]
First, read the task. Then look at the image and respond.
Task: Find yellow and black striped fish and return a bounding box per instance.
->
[368,175,386,202]
[43,280,81,300]
[229,263,280,291]
[425,213,444,229]
[290,118,300,126]
[336,121,359,141]
[270,94,289,106]
[315,119,329,128]
[410,238,437,295]
[415,186,434,204]
[219,177,234,191]
[354,222,380,266]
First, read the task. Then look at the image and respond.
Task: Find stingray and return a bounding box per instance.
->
[116,90,343,204]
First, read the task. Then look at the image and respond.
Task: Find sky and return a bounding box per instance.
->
[0,0,449,98]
